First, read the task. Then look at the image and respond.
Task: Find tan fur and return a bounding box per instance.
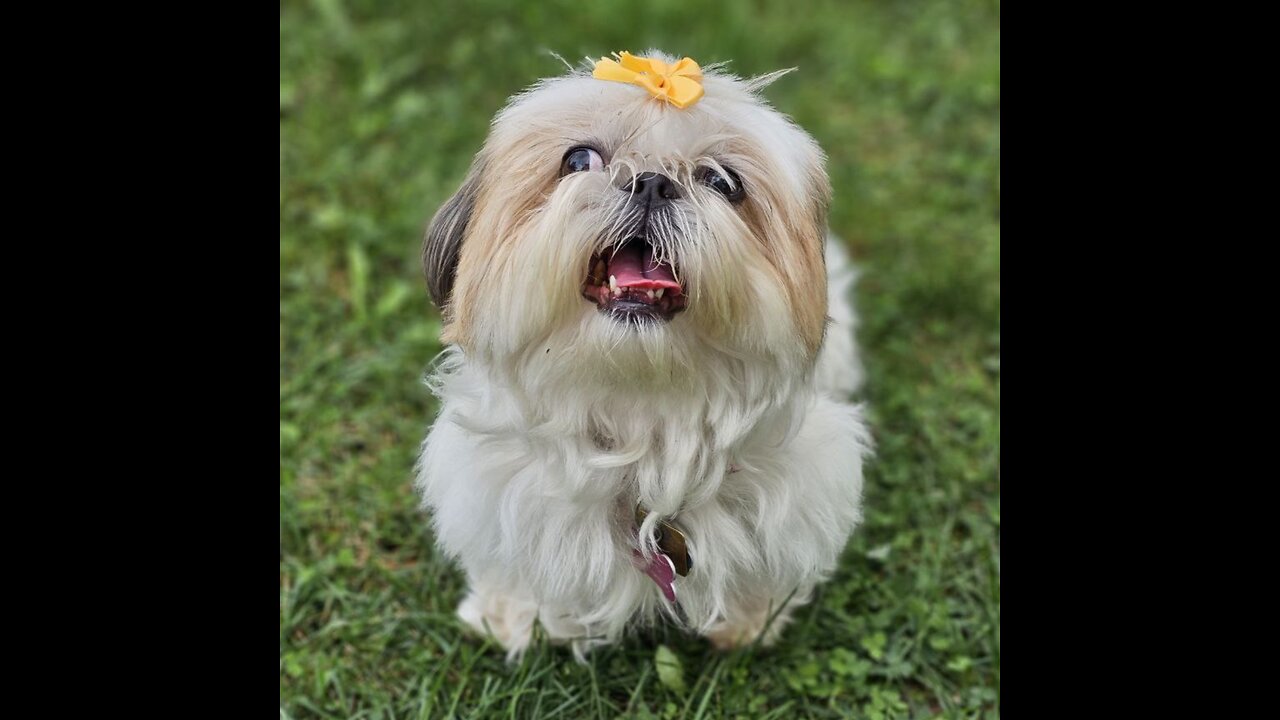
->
[427,59,832,361]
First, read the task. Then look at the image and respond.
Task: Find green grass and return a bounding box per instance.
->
[280,0,1000,717]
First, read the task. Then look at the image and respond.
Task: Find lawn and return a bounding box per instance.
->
[279,0,1000,717]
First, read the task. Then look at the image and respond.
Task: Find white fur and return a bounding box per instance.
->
[416,53,871,659]
[817,235,864,398]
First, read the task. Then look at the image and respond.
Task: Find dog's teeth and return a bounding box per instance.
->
[647,289,655,300]
[609,275,620,297]
[655,288,664,299]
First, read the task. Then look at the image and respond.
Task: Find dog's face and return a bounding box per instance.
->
[424,53,831,381]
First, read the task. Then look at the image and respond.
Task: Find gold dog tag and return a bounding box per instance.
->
[635,505,692,577]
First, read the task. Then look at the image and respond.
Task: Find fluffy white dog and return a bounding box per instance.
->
[416,51,870,660]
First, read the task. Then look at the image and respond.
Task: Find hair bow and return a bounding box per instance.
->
[592,51,705,109]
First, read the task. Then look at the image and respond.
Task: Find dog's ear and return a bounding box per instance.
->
[422,158,486,311]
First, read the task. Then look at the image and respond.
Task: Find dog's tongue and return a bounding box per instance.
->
[610,243,681,293]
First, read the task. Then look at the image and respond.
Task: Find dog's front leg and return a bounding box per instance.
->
[456,574,541,659]
[456,572,596,660]
[702,586,813,650]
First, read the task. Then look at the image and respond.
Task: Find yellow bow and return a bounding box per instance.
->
[592,52,705,109]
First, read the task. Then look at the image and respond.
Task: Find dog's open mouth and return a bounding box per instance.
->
[581,237,687,321]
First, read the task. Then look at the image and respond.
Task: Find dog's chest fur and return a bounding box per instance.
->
[417,345,867,643]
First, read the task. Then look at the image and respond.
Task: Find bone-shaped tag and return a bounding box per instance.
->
[635,505,692,577]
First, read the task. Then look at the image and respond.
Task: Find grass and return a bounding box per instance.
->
[279,0,1000,717]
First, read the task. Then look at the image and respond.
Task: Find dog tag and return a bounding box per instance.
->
[635,505,692,577]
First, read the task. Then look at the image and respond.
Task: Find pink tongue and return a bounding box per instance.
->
[609,244,681,293]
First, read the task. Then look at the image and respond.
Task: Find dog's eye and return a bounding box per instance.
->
[560,146,604,176]
[699,167,745,203]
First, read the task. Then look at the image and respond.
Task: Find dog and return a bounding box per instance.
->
[416,51,870,659]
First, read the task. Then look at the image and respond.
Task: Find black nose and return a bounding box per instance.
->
[623,172,680,209]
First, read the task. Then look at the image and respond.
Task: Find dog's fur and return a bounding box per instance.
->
[416,52,870,659]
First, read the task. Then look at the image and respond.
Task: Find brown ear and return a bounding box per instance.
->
[422,158,486,311]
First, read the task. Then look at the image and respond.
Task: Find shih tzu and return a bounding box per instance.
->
[416,51,870,659]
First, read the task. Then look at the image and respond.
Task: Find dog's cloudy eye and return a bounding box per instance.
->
[560,147,604,176]
[699,167,745,203]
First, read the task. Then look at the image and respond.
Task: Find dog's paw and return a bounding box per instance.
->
[704,615,770,651]
[457,588,538,659]
[702,600,798,651]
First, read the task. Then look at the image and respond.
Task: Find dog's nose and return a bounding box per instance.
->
[622,172,680,209]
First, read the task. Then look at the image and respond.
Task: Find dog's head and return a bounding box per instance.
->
[424,51,830,380]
